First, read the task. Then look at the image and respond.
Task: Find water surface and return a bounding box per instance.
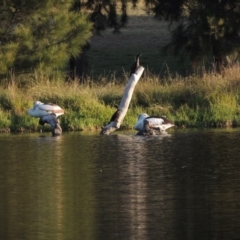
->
[0,129,240,240]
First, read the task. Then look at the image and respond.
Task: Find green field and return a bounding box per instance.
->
[87,7,191,79]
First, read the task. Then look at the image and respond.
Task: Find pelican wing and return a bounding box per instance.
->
[38,103,64,116]
[135,115,175,135]
[28,102,64,117]
[145,117,165,127]
[145,116,174,131]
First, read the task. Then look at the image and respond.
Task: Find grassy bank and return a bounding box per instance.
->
[0,65,240,133]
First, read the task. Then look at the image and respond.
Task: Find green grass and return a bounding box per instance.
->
[88,15,191,79]
[0,64,240,133]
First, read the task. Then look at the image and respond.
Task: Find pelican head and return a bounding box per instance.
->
[134,113,149,131]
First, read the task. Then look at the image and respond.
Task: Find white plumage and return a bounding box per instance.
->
[28,101,64,118]
[134,113,175,135]
[134,113,149,131]
[28,101,64,136]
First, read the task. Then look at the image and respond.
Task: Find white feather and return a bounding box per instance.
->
[28,101,64,117]
[134,113,149,131]
[145,117,165,127]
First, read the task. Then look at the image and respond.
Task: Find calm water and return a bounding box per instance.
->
[0,129,240,240]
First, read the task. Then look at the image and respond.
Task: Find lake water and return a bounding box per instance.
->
[0,129,240,240]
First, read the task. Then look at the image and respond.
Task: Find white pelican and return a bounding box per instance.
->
[28,101,64,136]
[28,101,64,118]
[134,113,175,135]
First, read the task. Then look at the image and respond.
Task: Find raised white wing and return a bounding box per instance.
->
[145,117,174,131]
[145,117,165,127]
[28,101,64,117]
[38,103,64,116]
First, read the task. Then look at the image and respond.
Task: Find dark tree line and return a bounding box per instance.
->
[0,0,92,77]
[145,0,240,70]
[1,0,240,80]
[71,0,240,79]
[69,0,131,82]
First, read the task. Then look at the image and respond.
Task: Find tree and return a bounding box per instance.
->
[73,0,130,33]
[0,0,92,76]
[68,0,131,82]
[145,0,240,71]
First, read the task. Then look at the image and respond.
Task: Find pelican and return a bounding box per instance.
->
[28,101,64,136]
[134,113,175,135]
[28,101,64,118]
